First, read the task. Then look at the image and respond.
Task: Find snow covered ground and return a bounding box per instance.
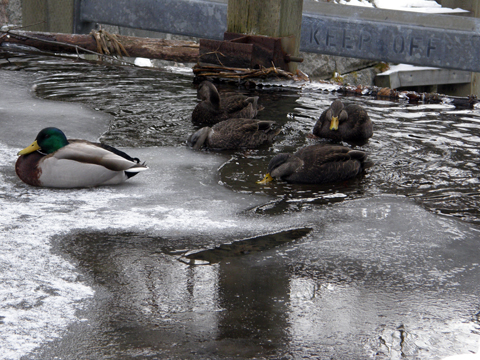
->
[324,0,468,13]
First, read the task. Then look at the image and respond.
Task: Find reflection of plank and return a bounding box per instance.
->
[375,66,471,89]
[180,227,312,265]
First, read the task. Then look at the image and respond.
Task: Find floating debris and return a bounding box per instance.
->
[193,63,310,83]
[193,63,478,108]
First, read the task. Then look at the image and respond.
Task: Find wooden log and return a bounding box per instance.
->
[0,30,200,63]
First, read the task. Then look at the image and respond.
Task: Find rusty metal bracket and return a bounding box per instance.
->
[199,32,303,71]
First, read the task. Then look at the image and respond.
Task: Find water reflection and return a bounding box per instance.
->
[216,258,290,357]
[37,195,480,359]
[2,55,480,359]
[182,228,312,264]
[46,231,223,358]
[45,230,292,358]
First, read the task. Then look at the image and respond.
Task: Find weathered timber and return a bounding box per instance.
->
[226,0,303,72]
[0,30,199,63]
[199,32,301,71]
[375,68,472,89]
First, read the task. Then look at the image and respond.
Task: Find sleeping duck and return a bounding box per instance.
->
[15,127,148,188]
[258,144,368,184]
[313,99,373,144]
[187,118,280,150]
[192,81,262,126]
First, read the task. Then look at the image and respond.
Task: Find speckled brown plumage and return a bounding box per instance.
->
[264,144,368,184]
[187,118,279,150]
[192,81,261,126]
[313,99,373,144]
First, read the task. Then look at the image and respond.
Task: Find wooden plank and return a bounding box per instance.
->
[438,0,480,15]
[439,0,480,95]
[226,0,303,72]
[375,67,471,89]
[22,0,75,33]
[76,0,227,39]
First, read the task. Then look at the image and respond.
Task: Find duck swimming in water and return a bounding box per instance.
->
[15,127,148,188]
[192,81,262,126]
[313,99,373,144]
[187,118,280,151]
[258,144,368,184]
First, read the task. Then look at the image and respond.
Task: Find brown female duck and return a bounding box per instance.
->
[187,118,279,150]
[192,81,261,126]
[313,99,373,144]
[258,144,368,184]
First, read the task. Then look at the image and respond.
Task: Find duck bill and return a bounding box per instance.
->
[257,173,274,185]
[18,140,41,155]
[329,116,339,131]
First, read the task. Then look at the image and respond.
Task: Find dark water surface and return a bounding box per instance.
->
[1,55,480,359]
[19,56,480,224]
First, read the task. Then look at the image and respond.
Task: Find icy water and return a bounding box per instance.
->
[0,55,480,359]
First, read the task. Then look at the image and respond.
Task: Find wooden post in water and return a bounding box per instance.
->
[22,0,75,33]
[438,0,480,96]
[227,0,303,72]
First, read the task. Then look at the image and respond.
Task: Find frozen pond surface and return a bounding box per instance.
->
[0,56,479,359]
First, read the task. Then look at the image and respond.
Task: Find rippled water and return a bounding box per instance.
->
[12,55,480,224]
[1,54,480,359]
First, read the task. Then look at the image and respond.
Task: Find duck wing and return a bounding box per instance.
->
[289,145,366,184]
[342,104,373,140]
[54,140,145,171]
[192,101,228,126]
[222,95,260,119]
[95,142,141,163]
[207,119,278,150]
[344,104,370,125]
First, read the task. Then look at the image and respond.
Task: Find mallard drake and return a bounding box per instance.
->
[15,127,148,188]
[313,99,373,143]
[258,144,368,184]
[187,118,280,150]
[192,81,262,126]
